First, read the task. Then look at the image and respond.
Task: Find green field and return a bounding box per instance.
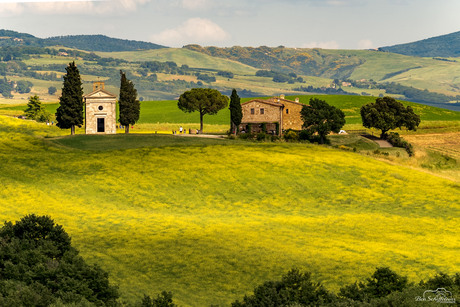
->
[2,95,458,133]
[0,115,459,306]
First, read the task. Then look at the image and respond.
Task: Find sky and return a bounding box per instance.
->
[0,0,459,49]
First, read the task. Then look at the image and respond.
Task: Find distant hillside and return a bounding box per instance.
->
[380,31,460,57]
[0,30,43,47]
[183,44,364,79]
[0,29,167,52]
[44,35,167,52]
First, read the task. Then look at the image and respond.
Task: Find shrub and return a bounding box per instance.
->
[284,130,298,142]
[256,132,268,141]
[238,133,253,140]
[0,215,119,305]
[387,132,414,156]
[231,268,335,306]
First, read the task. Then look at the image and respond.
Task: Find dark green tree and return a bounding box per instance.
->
[360,96,421,139]
[140,291,176,307]
[119,70,140,134]
[15,80,32,94]
[24,95,44,120]
[229,89,242,135]
[231,268,335,306]
[24,95,52,122]
[300,98,345,144]
[0,215,119,306]
[178,88,228,133]
[339,267,409,302]
[48,86,57,95]
[55,61,83,135]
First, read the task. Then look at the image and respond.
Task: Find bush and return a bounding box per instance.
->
[284,129,298,142]
[0,215,119,305]
[238,133,253,140]
[256,132,268,141]
[231,268,335,306]
[387,132,414,156]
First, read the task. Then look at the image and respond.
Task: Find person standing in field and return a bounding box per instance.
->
[179,126,183,134]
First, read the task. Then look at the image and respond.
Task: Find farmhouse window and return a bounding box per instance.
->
[260,108,265,115]
[251,108,255,114]
[286,109,289,114]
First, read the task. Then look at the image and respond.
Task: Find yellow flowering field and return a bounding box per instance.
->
[0,116,459,306]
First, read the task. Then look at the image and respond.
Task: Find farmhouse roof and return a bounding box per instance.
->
[242,96,306,108]
[83,88,117,99]
[241,99,284,107]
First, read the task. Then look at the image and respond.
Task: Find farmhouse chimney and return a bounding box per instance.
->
[93,81,105,91]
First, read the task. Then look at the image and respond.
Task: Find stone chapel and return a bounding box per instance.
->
[84,82,117,134]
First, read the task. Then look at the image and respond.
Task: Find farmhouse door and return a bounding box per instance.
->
[97,118,105,133]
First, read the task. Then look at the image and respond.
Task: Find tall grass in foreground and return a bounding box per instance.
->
[0,116,459,306]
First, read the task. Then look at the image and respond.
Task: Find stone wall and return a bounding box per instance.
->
[281,100,304,130]
[241,100,281,124]
[85,97,116,134]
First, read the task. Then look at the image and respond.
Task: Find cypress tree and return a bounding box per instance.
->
[119,70,140,134]
[55,61,83,135]
[229,89,242,134]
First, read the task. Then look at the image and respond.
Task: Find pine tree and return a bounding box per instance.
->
[229,89,242,135]
[24,95,43,120]
[119,70,140,133]
[55,62,83,135]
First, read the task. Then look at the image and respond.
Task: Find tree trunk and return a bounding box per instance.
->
[231,122,236,135]
[71,125,75,135]
[125,125,130,134]
[320,135,325,144]
[380,130,388,139]
[200,112,204,134]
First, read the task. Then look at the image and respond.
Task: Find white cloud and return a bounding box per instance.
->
[0,0,150,16]
[301,41,340,49]
[151,18,230,47]
[0,2,23,14]
[180,0,209,10]
[358,39,374,49]
[306,0,365,7]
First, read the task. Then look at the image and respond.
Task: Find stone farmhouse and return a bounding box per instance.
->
[84,82,117,134]
[239,95,305,135]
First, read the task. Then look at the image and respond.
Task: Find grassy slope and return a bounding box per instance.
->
[3,95,457,132]
[95,48,259,75]
[0,116,459,306]
[302,49,460,97]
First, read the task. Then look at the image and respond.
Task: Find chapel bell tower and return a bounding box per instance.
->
[83,82,117,134]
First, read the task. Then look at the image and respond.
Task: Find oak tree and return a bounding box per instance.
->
[301,98,345,144]
[360,96,421,139]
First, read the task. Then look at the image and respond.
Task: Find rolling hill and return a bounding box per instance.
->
[0,29,167,51]
[2,29,460,105]
[380,30,460,57]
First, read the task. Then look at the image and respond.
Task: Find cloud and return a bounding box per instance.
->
[304,0,366,7]
[301,41,340,49]
[151,18,230,47]
[0,0,150,16]
[180,0,209,10]
[358,39,374,49]
[0,2,23,14]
